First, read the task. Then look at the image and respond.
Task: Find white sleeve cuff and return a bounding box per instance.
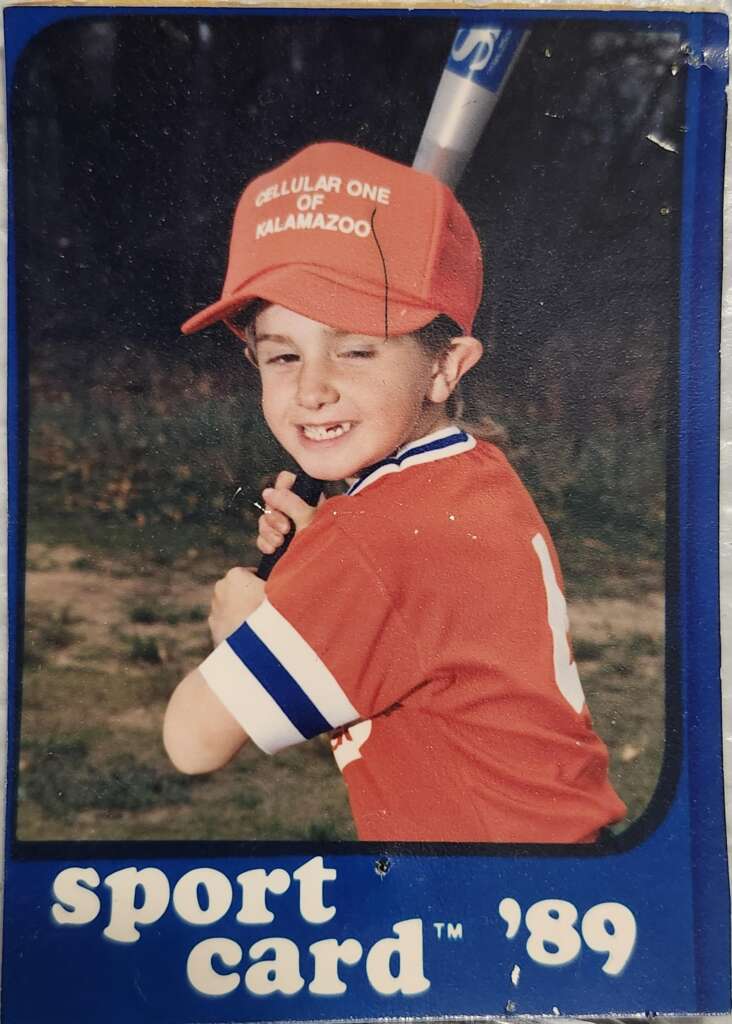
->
[198,599,359,755]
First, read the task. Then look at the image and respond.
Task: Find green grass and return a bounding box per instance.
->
[24,747,196,817]
[24,606,80,667]
[128,602,161,624]
[626,632,664,657]
[16,657,357,841]
[127,635,163,664]
[70,555,95,571]
[35,606,78,648]
[29,390,289,539]
[573,637,606,661]
[580,641,664,825]
[128,601,208,626]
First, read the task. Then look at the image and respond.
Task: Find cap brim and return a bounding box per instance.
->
[180,266,443,338]
[180,292,256,335]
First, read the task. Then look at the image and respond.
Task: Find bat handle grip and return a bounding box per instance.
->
[255,472,324,580]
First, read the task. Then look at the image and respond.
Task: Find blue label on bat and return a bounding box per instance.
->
[447,25,525,93]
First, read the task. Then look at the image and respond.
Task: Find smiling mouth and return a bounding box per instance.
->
[300,422,353,441]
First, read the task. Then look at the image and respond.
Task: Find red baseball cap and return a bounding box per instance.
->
[181,141,483,338]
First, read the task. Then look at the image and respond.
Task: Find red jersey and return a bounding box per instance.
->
[201,426,626,843]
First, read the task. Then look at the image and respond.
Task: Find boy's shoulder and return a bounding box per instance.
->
[346,438,529,510]
[271,437,557,608]
[312,438,544,554]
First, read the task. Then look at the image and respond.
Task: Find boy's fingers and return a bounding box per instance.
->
[259,521,286,547]
[259,510,290,535]
[274,470,297,491]
[262,487,314,528]
[256,535,278,555]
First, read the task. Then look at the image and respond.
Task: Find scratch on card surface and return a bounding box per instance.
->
[646,132,679,154]
[133,971,150,1005]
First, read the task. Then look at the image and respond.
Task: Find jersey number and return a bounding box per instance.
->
[531,534,586,713]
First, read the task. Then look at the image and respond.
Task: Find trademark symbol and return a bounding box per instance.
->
[433,921,463,940]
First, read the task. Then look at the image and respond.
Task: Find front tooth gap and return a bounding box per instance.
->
[305,423,348,440]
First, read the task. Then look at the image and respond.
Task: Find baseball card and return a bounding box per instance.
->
[0,2,729,1021]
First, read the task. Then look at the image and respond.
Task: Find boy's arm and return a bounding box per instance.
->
[164,668,249,774]
[164,566,266,773]
[164,484,320,774]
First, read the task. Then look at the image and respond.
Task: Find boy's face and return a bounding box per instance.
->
[253,305,447,481]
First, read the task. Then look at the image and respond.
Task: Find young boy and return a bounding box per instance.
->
[165,141,626,843]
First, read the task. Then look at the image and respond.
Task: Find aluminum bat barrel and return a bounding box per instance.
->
[413,22,529,189]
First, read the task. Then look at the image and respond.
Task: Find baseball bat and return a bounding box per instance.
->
[256,18,529,580]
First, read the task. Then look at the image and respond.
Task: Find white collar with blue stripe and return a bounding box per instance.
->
[346,425,476,497]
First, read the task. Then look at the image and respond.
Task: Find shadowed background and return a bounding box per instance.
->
[10,12,683,840]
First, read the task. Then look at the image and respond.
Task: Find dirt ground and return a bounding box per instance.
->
[16,542,664,841]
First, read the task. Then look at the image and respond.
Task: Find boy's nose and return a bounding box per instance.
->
[296,360,339,409]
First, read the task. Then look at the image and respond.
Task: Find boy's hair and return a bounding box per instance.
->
[227,303,505,446]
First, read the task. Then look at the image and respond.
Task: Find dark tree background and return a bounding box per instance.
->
[12,14,682,392]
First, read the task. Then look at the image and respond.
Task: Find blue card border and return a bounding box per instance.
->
[1,7,729,1019]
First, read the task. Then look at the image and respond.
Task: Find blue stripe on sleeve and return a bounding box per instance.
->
[226,623,332,739]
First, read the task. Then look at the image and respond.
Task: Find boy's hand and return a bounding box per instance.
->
[257,470,320,555]
[209,567,266,646]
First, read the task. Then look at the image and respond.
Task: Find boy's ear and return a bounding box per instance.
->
[428,336,483,404]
